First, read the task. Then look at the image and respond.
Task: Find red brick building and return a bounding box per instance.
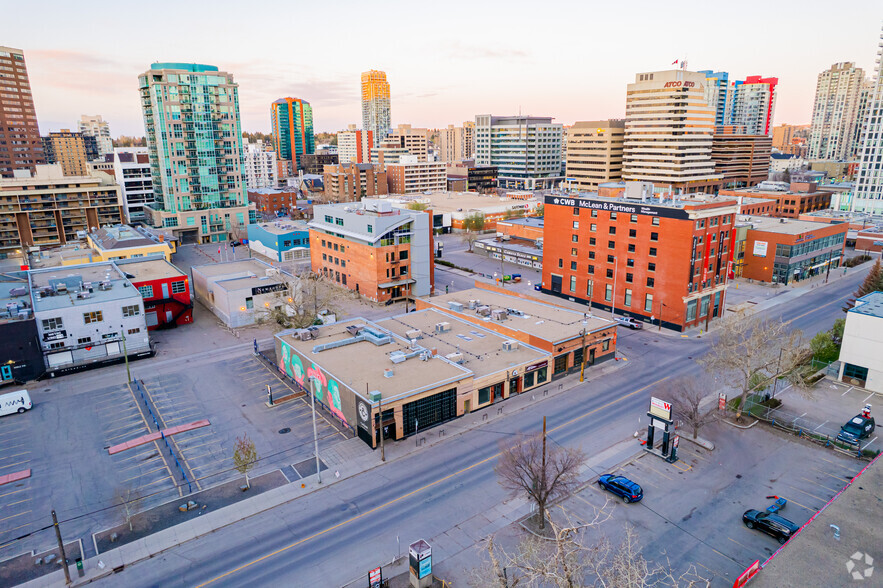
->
[248,188,298,217]
[720,182,832,218]
[541,191,740,331]
[116,257,193,330]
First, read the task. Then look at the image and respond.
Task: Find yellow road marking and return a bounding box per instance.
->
[728,536,758,553]
[0,451,30,460]
[122,466,171,483]
[0,460,30,470]
[671,460,692,472]
[780,498,817,513]
[812,467,852,485]
[784,484,826,503]
[4,499,30,508]
[0,510,31,523]
[786,297,843,323]
[798,477,839,494]
[0,488,28,500]
[196,374,672,587]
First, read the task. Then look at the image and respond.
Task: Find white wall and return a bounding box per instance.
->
[838,312,883,392]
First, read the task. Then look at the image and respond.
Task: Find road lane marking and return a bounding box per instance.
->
[784,484,826,503]
[195,373,673,587]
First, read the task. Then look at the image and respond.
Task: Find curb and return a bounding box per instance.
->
[723,417,759,429]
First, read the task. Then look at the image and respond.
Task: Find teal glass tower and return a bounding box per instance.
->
[271,97,314,171]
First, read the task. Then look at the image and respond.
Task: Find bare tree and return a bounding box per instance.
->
[700,312,804,421]
[255,271,345,331]
[233,434,259,489]
[495,427,586,531]
[114,486,141,532]
[461,212,486,252]
[668,376,718,440]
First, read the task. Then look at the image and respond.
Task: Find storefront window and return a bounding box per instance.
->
[535,366,548,383]
[554,354,568,374]
[524,371,535,388]
[686,300,697,322]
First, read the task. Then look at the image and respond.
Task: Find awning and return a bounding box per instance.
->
[378,278,416,289]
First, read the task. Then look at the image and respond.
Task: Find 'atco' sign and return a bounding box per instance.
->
[663,81,695,88]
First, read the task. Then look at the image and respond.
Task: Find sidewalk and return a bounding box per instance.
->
[21,354,631,588]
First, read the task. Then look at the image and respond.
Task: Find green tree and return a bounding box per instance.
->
[233,434,259,489]
[534,204,544,217]
[503,207,525,220]
[831,318,845,345]
[844,259,883,312]
[407,201,429,211]
[810,330,840,363]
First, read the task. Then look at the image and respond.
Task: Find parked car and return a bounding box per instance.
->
[598,474,643,503]
[742,508,800,544]
[0,389,32,416]
[836,410,875,446]
[614,316,643,330]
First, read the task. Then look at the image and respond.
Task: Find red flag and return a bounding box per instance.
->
[218,247,221,254]
[671,59,678,65]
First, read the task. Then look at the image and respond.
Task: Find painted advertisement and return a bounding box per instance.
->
[278,338,350,427]
[752,240,768,257]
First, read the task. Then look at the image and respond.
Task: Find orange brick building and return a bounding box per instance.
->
[248,188,298,217]
[495,217,544,242]
[541,190,740,331]
[720,182,832,218]
[309,199,433,302]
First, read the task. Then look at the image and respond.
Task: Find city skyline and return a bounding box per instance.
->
[3,1,882,137]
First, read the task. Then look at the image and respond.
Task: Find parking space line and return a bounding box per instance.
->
[177,440,219,454]
[104,420,147,435]
[638,463,674,480]
[163,414,201,425]
[695,561,727,582]
[0,451,30,460]
[862,437,877,450]
[671,461,692,472]
[133,476,174,492]
[812,467,852,484]
[185,450,223,462]
[107,429,148,442]
[784,484,826,503]
[0,509,31,523]
[114,449,158,463]
[841,386,854,396]
[812,421,828,432]
[176,431,214,443]
[120,457,162,471]
[572,493,615,519]
[0,487,28,500]
[778,496,817,512]
[191,458,230,472]
[0,460,29,471]
[121,466,172,483]
[728,536,759,555]
[798,477,839,494]
[863,392,875,403]
[4,499,30,508]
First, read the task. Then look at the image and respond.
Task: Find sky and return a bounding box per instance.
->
[3,1,882,137]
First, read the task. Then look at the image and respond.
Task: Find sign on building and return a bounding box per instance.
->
[409,539,432,580]
[649,396,672,421]
[752,240,768,257]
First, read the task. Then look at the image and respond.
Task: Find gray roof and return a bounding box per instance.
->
[849,291,883,318]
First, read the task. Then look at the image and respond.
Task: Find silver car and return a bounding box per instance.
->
[614,316,643,330]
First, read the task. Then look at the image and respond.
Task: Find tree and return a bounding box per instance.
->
[810,330,840,364]
[407,201,429,211]
[534,204,544,217]
[255,271,346,331]
[504,207,525,220]
[831,317,845,345]
[669,376,718,440]
[700,312,805,421]
[461,212,486,252]
[494,427,586,531]
[844,259,883,312]
[115,486,140,532]
[233,434,259,489]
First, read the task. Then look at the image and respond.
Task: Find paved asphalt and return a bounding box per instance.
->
[97,269,866,587]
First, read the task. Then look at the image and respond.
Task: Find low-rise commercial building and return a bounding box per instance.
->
[191,259,296,328]
[86,224,174,262]
[474,238,544,270]
[418,286,617,377]
[116,257,193,330]
[248,188,299,217]
[737,216,847,284]
[28,262,152,375]
[386,159,446,194]
[720,181,832,218]
[247,219,310,262]
[0,271,43,383]
[837,292,883,392]
[308,199,433,301]
[855,225,883,252]
[445,161,498,193]
[541,184,741,331]
[323,162,388,202]
[496,217,544,242]
[384,191,542,232]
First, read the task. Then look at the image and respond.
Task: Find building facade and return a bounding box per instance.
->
[247,187,298,217]
[337,127,373,164]
[809,62,870,160]
[323,162,388,202]
[41,130,91,176]
[361,70,391,147]
[388,124,429,161]
[730,76,778,136]
[699,70,732,126]
[720,182,832,218]
[0,46,45,178]
[838,292,883,392]
[309,199,433,302]
[711,126,773,188]
[439,122,475,162]
[565,120,625,191]
[271,97,314,171]
[243,140,278,190]
[0,271,43,383]
[115,257,193,330]
[474,115,563,190]
[138,62,254,243]
[0,164,125,258]
[541,186,740,331]
[86,224,174,262]
[301,153,338,176]
[772,124,809,152]
[246,219,310,262]
[386,159,446,194]
[111,147,153,223]
[622,70,722,192]
[853,26,883,214]
[78,115,113,157]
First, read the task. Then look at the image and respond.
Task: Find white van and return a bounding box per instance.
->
[0,390,32,416]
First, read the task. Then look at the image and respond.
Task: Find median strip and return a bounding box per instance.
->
[108,420,210,455]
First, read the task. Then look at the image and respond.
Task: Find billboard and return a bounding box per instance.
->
[649,396,672,421]
[752,240,768,257]
[544,195,691,220]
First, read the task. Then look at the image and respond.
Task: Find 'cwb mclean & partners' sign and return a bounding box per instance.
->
[545,195,691,220]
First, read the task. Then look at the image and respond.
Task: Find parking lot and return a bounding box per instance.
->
[557,422,865,587]
[0,414,36,554]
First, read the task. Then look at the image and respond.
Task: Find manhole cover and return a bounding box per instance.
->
[279,428,291,434]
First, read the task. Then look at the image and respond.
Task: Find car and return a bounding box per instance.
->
[742,509,800,544]
[614,316,643,330]
[598,474,643,503]
[836,409,875,446]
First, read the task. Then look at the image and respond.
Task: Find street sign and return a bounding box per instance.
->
[649,397,672,421]
[718,392,727,411]
[368,566,382,588]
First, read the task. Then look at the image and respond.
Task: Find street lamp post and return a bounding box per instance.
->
[309,377,322,483]
[611,256,618,319]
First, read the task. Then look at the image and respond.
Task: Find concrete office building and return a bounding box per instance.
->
[711,126,773,188]
[337,126,373,164]
[0,164,125,258]
[622,70,722,192]
[474,115,563,190]
[243,140,278,190]
[78,115,113,157]
[301,153,338,176]
[309,199,433,301]
[41,129,92,176]
[565,120,625,191]
[370,140,412,165]
[809,63,870,160]
[29,261,152,375]
[839,295,883,391]
[111,147,153,222]
[699,70,733,126]
[246,219,310,262]
[361,70,391,147]
[138,62,255,243]
[730,76,778,136]
[439,122,475,162]
[853,26,883,214]
[0,46,45,178]
[271,97,314,171]
[388,124,429,162]
[323,162,388,202]
[386,158,446,194]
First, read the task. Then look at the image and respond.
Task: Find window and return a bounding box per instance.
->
[586,279,594,298]
[650,232,659,241]
[590,223,597,231]
[400,266,408,276]
[587,264,595,274]
[77,337,91,345]
[342,275,347,285]
[606,268,613,278]
[843,363,869,381]
[333,243,339,251]
[324,215,333,223]
[42,317,63,331]
[602,339,610,352]
[609,226,616,235]
[626,273,633,283]
[605,284,612,301]
[624,289,632,307]
[649,247,657,257]
[570,261,577,270]
[589,237,596,245]
[83,310,103,324]
[628,244,635,253]
[644,293,653,312]
[367,225,373,233]
[122,305,140,317]
[245,297,253,309]
[591,209,598,218]
[610,212,617,220]
[686,300,697,322]
[341,260,346,268]
[648,262,656,272]
[647,277,655,287]
[629,229,636,238]
[572,221,579,229]
[399,250,408,260]
[607,255,615,264]
[572,235,578,242]
[630,214,638,223]
[700,296,710,317]
[571,248,578,256]
[652,217,660,226]
[608,240,615,249]
[48,342,64,350]
[127,328,141,335]
[171,280,186,294]
[138,285,154,298]
[570,276,576,292]
[573,207,580,215]
[588,251,595,259]
[626,258,635,268]
[558,258,563,268]
[322,253,327,261]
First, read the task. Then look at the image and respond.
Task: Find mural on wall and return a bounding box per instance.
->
[279,339,349,426]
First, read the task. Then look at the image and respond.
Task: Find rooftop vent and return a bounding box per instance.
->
[491,309,508,321]
[476,306,491,317]
[502,340,519,352]
[435,322,451,333]
[384,368,394,378]
[468,299,479,309]
[445,352,465,364]
[406,329,423,340]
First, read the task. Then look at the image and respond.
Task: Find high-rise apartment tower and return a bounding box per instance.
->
[271,97,314,171]
[0,46,45,178]
[809,62,869,160]
[361,70,391,147]
[853,27,883,214]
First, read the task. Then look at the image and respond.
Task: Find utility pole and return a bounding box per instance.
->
[52,510,71,585]
[310,378,322,483]
[541,416,547,524]
[121,331,131,382]
[375,384,385,462]
[579,328,587,382]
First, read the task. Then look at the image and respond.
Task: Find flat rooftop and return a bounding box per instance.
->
[0,271,31,323]
[425,288,614,344]
[90,225,165,250]
[191,259,275,278]
[553,191,739,211]
[252,220,310,235]
[849,292,883,319]
[386,191,541,213]
[477,238,543,257]
[28,262,137,311]
[116,258,186,282]
[498,217,544,229]
[278,319,472,404]
[740,215,846,236]
[376,309,546,379]
[28,244,94,269]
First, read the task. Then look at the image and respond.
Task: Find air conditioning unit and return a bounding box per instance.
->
[434,322,451,333]
[448,301,464,312]
[390,351,407,364]
[468,299,479,309]
[406,329,423,340]
[502,340,519,352]
[384,368,394,378]
[445,352,464,364]
[298,330,313,341]
[476,306,491,317]
[491,309,508,321]
[98,281,112,291]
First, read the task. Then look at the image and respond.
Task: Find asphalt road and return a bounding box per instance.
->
[97,268,868,587]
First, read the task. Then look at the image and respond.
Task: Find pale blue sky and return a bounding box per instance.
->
[3,0,881,136]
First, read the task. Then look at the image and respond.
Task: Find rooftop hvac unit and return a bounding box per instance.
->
[98,281,112,291]
[445,352,465,364]
[8,287,27,297]
[54,283,68,293]
[76,291,91,300]
[266,268,281,277]
[434,322,451,333]
[491,309,508,321]
[346,325,363,336]
[368,390,382,402]
[406,329,423,340]
[298,330,313,341]
[506,308,524,317]
[476,305,491,317]
[448,301,464,312]
[502,340,519,352]
[390,351,407,364]
[384,368,394,378]
[468,299,479,309]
